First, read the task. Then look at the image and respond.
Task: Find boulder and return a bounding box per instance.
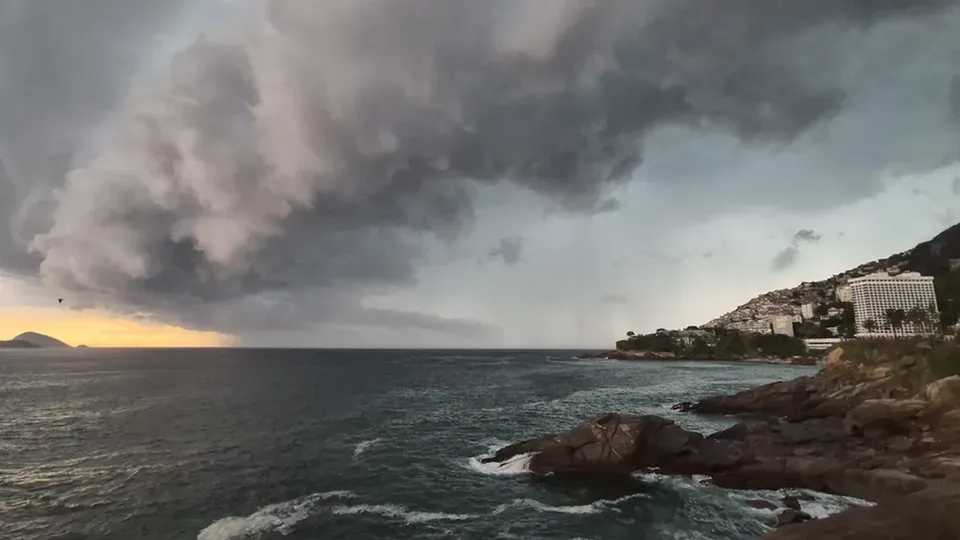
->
[826,347,845,366]
[925,376,960,408]
[746,499,778,511]
[844,399,926,436]
[485,413,744,476]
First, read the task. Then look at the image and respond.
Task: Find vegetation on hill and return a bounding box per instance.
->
[616,328,808,360]
[0,339,42,349]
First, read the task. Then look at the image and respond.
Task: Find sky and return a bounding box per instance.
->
[1,0,960,348]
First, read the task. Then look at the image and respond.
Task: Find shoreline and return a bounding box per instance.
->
[490,340,960,538]
[576,349,818,366]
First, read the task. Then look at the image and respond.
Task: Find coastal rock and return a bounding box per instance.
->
[484,413,747,476]
[843,399,926,437]
[775,509,813,528]
[925,376,960,408]
[762,486,960,540]
[746,499,778,511]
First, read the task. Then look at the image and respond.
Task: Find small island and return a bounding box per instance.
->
[0,331,72,349]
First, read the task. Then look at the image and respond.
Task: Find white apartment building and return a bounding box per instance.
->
[801,303,815,320]
[849,272,939,337]
[769,315,795,336]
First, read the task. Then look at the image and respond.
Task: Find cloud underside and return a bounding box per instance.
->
[0,0,958,339]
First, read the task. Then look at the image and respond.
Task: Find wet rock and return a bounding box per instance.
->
[746,499,778,511]
[776,509,813,527]
[763,486,960,540]
[781,495,802,511]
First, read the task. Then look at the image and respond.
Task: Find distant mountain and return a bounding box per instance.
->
[704,222,960,331]
[2,332,71,348]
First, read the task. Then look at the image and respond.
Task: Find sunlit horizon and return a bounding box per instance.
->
[0,307,231,348]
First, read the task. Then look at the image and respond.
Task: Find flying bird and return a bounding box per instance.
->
[57,298,63,304]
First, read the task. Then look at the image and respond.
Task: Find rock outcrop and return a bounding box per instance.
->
[485,341,960,539]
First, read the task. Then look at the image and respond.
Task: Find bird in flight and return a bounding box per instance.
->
[57,298,63,304]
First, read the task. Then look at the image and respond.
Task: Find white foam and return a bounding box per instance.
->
[329,503,475,523]
[196,491,353,540]
[493,493,648,516]
[466,450,536,476]
[352,438,384,460]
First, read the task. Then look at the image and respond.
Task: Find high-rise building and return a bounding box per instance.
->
[769,315,795,336]
[849,272,939,337]
[801,303,815,320]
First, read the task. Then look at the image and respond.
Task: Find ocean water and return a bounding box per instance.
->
[0,349,864,540]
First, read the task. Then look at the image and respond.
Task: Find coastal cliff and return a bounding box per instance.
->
[486,339,960,538]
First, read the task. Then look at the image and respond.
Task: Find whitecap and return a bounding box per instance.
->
[493,493,647,516]
[352,437,384,460]
[329,503,475,523]
[465,446,536,476]
[196,491,353,540]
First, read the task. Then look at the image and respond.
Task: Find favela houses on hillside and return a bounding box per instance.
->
[615,269,955,360]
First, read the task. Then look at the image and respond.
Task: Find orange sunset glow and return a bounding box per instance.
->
[0,307,231,348]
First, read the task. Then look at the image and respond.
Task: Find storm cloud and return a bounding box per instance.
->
[771,229,824,271]
[1,0,959,339]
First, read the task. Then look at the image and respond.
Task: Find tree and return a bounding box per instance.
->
[864,318,878,335]
[691,338,712,358]
[885,308,906,338]
[626,331,636,338]
[813,303,829,317]
[905,307,928,335]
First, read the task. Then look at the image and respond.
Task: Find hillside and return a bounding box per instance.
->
[2,332,71,348]
[704,222,960,331]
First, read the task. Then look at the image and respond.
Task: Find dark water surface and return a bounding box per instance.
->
[1,349,857,540]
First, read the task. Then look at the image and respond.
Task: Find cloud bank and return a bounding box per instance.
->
[1,0,959,342]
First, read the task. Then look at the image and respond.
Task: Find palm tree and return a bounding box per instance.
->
[906,307,928,335]
[885,308,906,338]
[864,318,878,336]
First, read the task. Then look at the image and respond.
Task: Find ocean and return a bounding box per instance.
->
[0,349,862,540]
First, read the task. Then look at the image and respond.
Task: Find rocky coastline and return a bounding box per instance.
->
[486,340,960,538]
[576,349,816,365]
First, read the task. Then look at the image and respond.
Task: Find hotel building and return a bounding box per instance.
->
[849,272,939,337]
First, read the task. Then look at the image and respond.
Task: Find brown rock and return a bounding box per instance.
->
[844,399,926,436]
[826,347,845,366]
[925,376,960,408]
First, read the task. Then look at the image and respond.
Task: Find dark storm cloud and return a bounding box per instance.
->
[771,228,823,271]
[0,0,958,336]
[488,236,524,266]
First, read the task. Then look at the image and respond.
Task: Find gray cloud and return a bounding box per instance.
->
[1,1,959,339]
[792,229,822,244]
[599,293,629,305]
[489,236,524,266]
[771,228,823,271]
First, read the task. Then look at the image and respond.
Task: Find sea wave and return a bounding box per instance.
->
[493,493,649,516]
[196,491,354,540]
[329,503,476,523]
[352,437,385,460]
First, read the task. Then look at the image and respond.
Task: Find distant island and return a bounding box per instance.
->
[0,331,72,349]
